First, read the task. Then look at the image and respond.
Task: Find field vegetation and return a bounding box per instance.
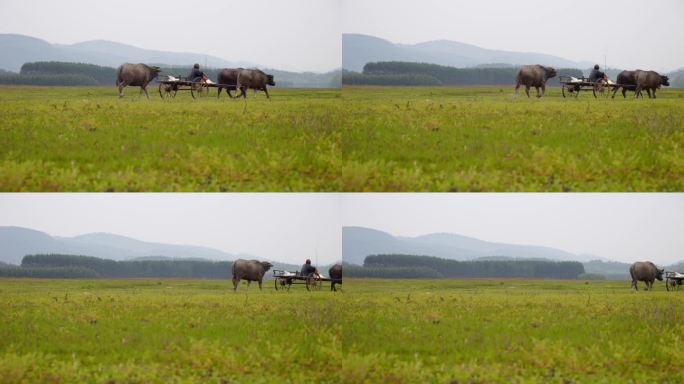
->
[341,86,684,191]
[0,86,342,191]
[2,85,683,191]
[1,278,682,383]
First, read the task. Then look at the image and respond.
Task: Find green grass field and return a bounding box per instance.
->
[341,86,684,191]
[2,85,683,191]
[0,86,342,191]
[2,278,683,383]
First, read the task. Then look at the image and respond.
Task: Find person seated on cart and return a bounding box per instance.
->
[589,64,607,83]
[300,259,317,277]
[187,63,205,82]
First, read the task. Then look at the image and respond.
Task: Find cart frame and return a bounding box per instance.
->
[272,269,332,291]
[665,271,684,291]
[559,75,616,98]
[157,75,238,99]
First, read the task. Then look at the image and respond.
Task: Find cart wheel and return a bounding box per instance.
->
[562,85,567,98]
[158,83,164,99]
[306,276,321,291]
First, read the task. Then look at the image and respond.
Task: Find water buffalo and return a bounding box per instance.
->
[329,263,342,292]
[515,65,557,98]
[116,63,161,98]
[216,68,242,99]
[635,70,669,99]
[612,70,638,99]
[629,261,664,291]
[236,69,275,99]
[231,259,273,291]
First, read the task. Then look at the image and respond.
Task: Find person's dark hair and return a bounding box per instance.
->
[193,63,200,69]
[594,64,600,70]
[305,259,311,264]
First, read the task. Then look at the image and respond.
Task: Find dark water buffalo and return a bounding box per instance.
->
[635,70,669,99]
[216,68,243,98]
[236,69,275,98]
[231,259,273,291]
[329,264,342,291]
[612,70,638,98]
[515,65,557,98]
[116,63,161,98]
[629,261,664,291]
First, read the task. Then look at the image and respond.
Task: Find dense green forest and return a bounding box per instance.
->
[343,61,584,86]
[0,254,232,278]
[345,254,585,279]
[0,61,341,87]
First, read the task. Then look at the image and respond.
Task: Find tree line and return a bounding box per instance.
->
[343,61,584,86]
[0,254,232,278]
[345,254,585,279]
[0,61,341,87]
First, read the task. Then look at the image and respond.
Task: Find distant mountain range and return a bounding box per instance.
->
[342,226,605,265]
[0,34,342,88]
[342,226,684,279]
[0,226,251,265]
[0,34,256,73]
[343,34,594,72]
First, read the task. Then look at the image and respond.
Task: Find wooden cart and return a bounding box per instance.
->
[272,269,332,291]
[157,75,237,99]
[559,75,616,98]
[665,271,684,291]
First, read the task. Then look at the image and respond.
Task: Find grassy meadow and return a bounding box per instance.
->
[341,86,684,191]
[1,85,683,191]
[0,86,342,191]
[2,278,683,383]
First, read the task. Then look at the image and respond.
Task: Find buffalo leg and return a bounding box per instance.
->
[258,279,263,290]
[611,86,619,99]
[647,89,653,99]
[217,87,223,99]
[525,85,531,98]
[535,86,541,98]
[232,277,239,291]
[142,86,150,99]
[514,82,520,96]
[541,84,546,98]
[263,87,270,99]
[118,82,127,98]
[652,89,657,99]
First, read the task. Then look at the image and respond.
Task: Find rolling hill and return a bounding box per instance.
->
[343,33,593,72]
[0,34,252,72]
[0,34,342,87]
[0,226,246,265]
[342,226,603,265]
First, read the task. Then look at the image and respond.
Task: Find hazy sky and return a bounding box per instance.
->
[341,194,684,265]
[0,0,341,73]
[342,0,684,72]
[0,194,341,265]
